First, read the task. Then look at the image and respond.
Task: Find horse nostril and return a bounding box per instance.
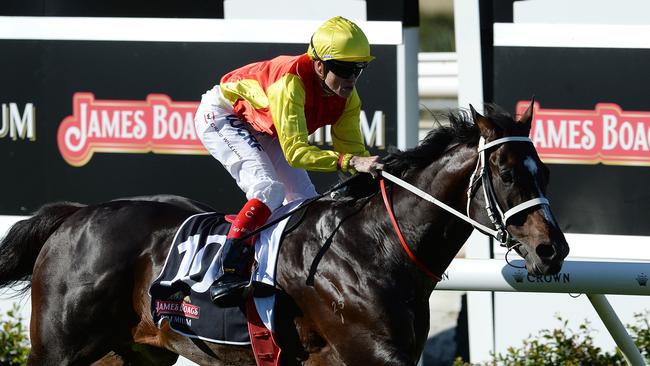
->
[535,244,556,260]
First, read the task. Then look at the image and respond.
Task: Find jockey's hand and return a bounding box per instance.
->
[350,155,384,178]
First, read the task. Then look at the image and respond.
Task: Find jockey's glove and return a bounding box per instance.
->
[350,155,384,178]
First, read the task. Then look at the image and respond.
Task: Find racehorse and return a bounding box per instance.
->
[0,102,569,365]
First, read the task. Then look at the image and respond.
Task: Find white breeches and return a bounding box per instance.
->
[194,85,317,210]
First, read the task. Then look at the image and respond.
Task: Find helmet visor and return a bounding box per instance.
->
[326,60,368,79]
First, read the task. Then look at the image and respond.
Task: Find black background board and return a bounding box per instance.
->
[0,40,397,214]
[493,46,650,236]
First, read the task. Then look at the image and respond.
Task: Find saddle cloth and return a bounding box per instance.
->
[148,199,303,344]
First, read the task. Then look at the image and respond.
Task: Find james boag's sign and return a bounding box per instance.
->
[518,101,650,166]
[57,93,205,166]
[57,92,387,166]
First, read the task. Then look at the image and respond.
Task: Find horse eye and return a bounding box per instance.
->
[499,170,514,183]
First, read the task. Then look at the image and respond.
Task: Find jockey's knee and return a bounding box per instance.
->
[248,180,285,210]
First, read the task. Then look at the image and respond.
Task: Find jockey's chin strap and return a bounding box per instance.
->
[379,136,551,280]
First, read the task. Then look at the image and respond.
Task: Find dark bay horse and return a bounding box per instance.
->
[0,103,569,365]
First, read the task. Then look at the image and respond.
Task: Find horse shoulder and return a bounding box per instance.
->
[274,203,423,364]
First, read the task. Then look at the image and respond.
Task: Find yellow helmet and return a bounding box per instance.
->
[308,16,375,63]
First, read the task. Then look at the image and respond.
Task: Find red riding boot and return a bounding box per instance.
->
[210,198,271,307]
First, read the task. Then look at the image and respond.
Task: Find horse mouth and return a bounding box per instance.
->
[518,239,569,276]
[527,258,564,275]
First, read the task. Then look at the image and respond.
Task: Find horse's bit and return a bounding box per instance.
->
[380,136,550,247]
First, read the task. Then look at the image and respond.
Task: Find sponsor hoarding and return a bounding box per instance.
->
[519,101,650,166]
[0,34,398,214]
[494,46,650,236]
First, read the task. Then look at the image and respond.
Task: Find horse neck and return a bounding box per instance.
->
[386,145,478,283]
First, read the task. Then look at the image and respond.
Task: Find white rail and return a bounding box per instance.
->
[437,258,649,296]
[437,259,649,366]
[418,52,458,99]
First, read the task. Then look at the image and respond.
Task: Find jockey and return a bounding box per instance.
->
[194,16,383,305]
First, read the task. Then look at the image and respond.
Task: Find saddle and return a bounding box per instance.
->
[149,200,309,366]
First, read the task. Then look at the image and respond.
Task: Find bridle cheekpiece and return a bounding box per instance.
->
[467,136,550,245]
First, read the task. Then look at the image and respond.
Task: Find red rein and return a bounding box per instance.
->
[380,178,442,282]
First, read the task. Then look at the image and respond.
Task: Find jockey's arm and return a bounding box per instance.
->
[331,88,370,159]
[267,75,368,173]
[330,89,385,176]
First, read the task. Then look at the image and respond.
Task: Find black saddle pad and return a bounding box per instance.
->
[149,212,250,345]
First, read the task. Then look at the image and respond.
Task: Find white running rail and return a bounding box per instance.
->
[437,258,649,366]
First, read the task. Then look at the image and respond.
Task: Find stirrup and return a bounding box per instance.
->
[210,273,253,308]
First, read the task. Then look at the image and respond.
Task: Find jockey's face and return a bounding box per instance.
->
[315,60,362,98]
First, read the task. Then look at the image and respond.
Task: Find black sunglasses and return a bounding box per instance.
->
[325,60,368,79]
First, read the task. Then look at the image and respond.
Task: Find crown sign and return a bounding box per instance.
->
[637,273,648,287]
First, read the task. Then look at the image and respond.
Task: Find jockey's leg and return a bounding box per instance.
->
[194,86,284,306]
[210,197,272,303]
[264,133,318,203]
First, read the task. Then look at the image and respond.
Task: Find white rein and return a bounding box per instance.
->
[380,136,550,245]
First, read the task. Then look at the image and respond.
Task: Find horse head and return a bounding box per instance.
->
[469,100,569,275]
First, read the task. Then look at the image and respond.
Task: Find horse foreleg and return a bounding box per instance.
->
[286,291,424,366]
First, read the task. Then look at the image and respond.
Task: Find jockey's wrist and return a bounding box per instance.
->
[337,153,346,170]
[337,153,355,173]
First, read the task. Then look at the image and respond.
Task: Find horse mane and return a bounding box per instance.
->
[334,104,518,200]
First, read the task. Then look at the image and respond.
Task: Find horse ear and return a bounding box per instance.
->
[517,97,535,125]
[470,104,494,137]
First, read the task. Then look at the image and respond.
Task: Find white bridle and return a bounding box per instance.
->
[380,136,550,245]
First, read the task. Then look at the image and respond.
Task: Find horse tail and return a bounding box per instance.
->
[0,202,85,293]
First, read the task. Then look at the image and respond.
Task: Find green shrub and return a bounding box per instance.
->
[454,312,650,366]
[420,14,455,52]
[627,311,650,361]
[0,304,30,366]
